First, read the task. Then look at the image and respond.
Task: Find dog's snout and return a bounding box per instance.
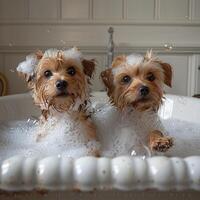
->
[56,80,67,91]
[140,86,149,97]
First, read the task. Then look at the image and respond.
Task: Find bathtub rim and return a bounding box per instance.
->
[0,155,200,191]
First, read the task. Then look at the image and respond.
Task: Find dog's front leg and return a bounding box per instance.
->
[84,119,97,140]
[80,114,100,157]
[35,116,48,142]
[77,112,97,140]
[149,130,173,152]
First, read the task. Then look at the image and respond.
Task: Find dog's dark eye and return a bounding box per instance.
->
[44,70,52,78]
[121,75,131,84]
[147,73,155,81]
[67,67,76,76]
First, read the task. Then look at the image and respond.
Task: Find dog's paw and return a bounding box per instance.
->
[150,136,173,152]
[88,149,101,157]
[93,150,101,157]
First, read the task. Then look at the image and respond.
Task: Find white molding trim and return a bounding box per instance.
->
[26,0,30,20]
[58,0,62,20]
[187,55,196,96]
[189,0,193,20]
[194,55,200,95]
[89,0,93,20]
[187,55,200,96]
[122,0,126,20]
[0,45,200,54]
[155,0,160,20]
[0,19,200,26]
[191,0,196,20]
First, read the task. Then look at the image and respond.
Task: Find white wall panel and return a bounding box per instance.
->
[193,0,200,20]
[29,0,58,20]
[198,71,200,94]
[196,55,200,94]
[1,25,200,47]
[93,0,123,19]
[127,0,155,20]
[4,54,28,94]
[159,55,189,96]
[61,0,90,19]
[160,0,189,20]
[0,0,27,20]
[0,25,108,46]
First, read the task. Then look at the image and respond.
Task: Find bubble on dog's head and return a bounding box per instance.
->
[101,50,172,112]
[17,47,95,113]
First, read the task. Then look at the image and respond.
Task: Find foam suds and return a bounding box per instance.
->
[0,114,100,162]
[17,54,38,75]
[92,103,166,157]
[0,102,200,161]
[126,54,143,66]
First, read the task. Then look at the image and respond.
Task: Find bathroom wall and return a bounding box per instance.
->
[0,0,200,96]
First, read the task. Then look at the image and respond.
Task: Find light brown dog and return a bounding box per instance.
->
[17,47,99,156]
[101,50,173,152]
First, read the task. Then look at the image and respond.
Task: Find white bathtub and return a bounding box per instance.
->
[0,92,200,199]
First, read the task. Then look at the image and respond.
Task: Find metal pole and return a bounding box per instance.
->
[107,27,114,68]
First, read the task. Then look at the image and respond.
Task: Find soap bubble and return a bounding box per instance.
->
[60,39,66,45]
[128,144,151,158]
[8,42,13,47]
[46,28,51,33]
[130,149,137,156]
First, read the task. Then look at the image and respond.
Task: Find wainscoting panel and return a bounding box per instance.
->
[93,0,123,20]
[193,0,200,20]
[126,0,155,20]
[195,55,200,94]
[0,0,200,24]
[4,53,28,94]
[29,0,59,20]
[61,0,90,19]
[159,0,189,21]
[159,55,189,96]
[0,0,28,20]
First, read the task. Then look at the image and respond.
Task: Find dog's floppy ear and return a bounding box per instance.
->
[112,55,126,67]
[101,68,114,96]
[82,59,95,78]
[144,50,172,87]
[160,62,172,87]
[35,50,43,60]
[17,50,43,85]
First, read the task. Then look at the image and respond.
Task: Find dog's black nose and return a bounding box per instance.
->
[56,80,67,91]
[140,86,149,96]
